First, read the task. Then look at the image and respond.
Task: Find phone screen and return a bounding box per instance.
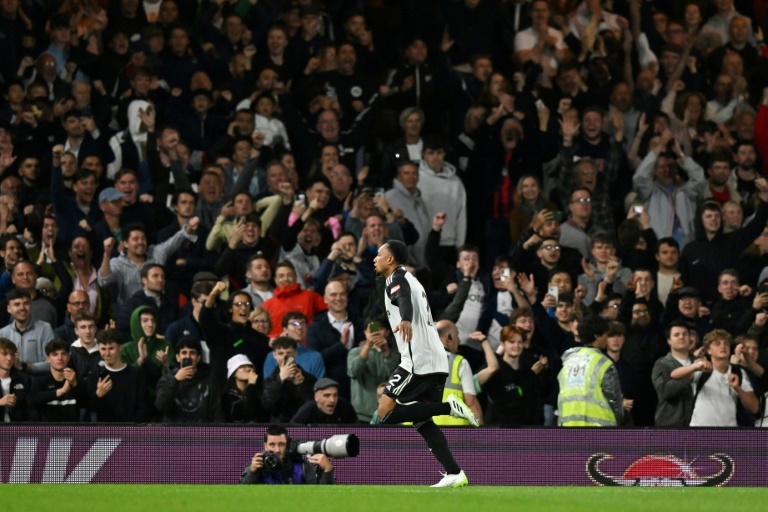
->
[548,285,559,301]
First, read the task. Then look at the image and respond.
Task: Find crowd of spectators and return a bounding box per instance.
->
[1,0,768,428]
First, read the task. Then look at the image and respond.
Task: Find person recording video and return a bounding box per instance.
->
[240,424,335,484]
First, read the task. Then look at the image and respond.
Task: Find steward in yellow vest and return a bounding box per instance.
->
[433,320,499,425]
[557,315,623,426]
[435,352,470,425]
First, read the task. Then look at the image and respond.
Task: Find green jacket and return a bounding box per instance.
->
[347,342,400,422]
[121,306,175,368]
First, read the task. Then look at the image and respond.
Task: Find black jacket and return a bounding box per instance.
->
[89,363,150,422]
[157,221,217,308]
[290,396,358,424]
[53,317,77,347]
[619,323,664,427]
[68,342,103,400]
[221,383,268,423]
[240,458,335,484]
[710,296,753,334]
[155,364,223,423]
[379,137,410,186]
[116,290,178,341]
[214,202,289,288]
[278,90,380,172]
[262,365,316,423]
[681,200,768,305]
[29,373,85,422]
[1,369,32,422]
[199,305,271,392]
[306,313,365,401]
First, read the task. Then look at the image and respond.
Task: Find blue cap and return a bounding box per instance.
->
[99,187,124,203]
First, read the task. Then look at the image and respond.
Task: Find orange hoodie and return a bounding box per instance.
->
[262,284,328,341]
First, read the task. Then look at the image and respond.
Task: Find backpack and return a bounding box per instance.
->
[694,363,755,427]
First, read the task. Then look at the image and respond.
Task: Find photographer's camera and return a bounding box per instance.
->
[261,450,282,471]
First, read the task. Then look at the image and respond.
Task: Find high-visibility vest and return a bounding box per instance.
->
[435,353,469,426]
[557,347,617,427]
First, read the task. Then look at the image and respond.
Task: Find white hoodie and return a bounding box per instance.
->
[108,99,150,179]
[418,159,467,248]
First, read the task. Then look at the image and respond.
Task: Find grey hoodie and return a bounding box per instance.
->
[417,160,467,248]
[385,179,431,269]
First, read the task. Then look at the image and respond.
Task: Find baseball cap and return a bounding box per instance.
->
[99,187,124,203]
[677,287,700,300]
[314,377,339,392]
[193,271,218,283]
[36,277,55,294]
[226,354,254,379]
[143,25,164,40]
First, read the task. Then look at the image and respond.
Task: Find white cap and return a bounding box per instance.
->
[226,354,254,379]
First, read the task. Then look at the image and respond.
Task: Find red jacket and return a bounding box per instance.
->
[262,284,327,340]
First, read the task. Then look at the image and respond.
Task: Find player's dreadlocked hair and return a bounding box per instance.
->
[386,240,409,265]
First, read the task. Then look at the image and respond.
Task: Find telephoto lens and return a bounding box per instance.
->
[296,434,360,458]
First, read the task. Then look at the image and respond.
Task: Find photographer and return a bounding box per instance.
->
[240,424,334,485]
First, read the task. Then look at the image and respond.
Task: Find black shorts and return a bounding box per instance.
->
[383,367,448,404]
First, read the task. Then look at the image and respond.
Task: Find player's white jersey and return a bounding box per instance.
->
[384,267,448,375]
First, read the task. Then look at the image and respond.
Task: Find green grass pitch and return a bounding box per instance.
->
[5,485,768,512]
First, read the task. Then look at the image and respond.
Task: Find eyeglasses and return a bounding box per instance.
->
[543,245,561,251]
[572,197,591,203]
[69,301,90,307]
[252,318,269,324]
[607,304,620,309]
[233,301,252,308]
[632,310,649,316]
[289,320,307,327]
